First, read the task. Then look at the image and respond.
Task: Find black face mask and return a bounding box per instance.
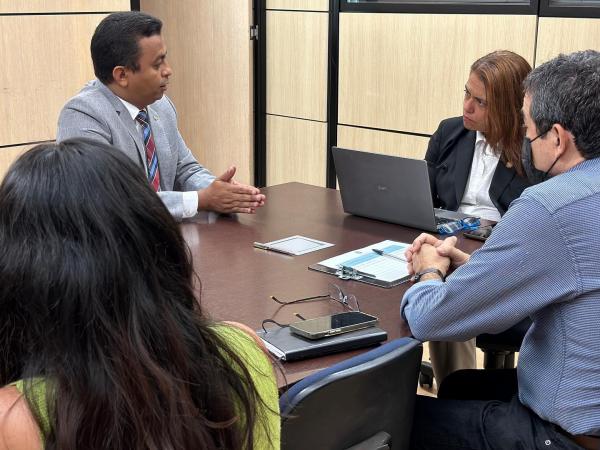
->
[521,132,560,184]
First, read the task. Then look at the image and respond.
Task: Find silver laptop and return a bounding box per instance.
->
[332,147,474,232]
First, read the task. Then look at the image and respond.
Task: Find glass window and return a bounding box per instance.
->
[549,0,600,4]
[341,0,536,14]
[540,0,600,17]
[345,0,528,3]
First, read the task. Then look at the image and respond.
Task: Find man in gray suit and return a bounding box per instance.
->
[57,11,265,220]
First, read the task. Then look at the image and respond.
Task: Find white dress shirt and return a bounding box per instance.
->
[118,97,199,218]
[458,131,501,221]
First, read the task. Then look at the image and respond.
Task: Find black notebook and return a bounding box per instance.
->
[256,326,387,361]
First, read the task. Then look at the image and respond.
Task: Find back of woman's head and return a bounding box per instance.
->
[0,140,194,372]
[471,50,532,175]
[0,140,261,449]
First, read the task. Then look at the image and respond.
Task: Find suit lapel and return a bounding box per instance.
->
[97,82,146,166]
[489,161,515,205]
[452,130,476,206]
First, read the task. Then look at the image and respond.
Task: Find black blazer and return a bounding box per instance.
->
[425,117,530,216]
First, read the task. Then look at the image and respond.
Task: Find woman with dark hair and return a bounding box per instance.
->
[0,140,280,449]
[425,50,532,387]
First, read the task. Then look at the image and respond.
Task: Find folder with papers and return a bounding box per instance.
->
[309,240,412,288]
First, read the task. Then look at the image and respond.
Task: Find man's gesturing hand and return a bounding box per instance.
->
[198,166,266,214]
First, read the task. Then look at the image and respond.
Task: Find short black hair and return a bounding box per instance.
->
[91,11,162,84]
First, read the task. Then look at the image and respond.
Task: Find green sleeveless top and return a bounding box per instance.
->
[12,325,280,449]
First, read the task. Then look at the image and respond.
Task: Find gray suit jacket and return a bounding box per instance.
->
[56,80,215,220]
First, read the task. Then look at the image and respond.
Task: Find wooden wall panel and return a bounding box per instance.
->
[267,11,328,121]
[536,18,600,65]
[0,144,36,181]
[266,0,328,11]
[141,1,254,184]
[337,125,429,160]
[0,1,128,13]
[0,15,104,146]
[267,115,326,186]
[338,13,537,135]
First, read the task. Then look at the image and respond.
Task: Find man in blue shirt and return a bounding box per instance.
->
[402,50,600,450]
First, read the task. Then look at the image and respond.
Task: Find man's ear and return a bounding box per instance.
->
[111,66,129,88]
[552,124,572,158]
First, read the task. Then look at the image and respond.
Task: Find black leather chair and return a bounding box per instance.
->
[418,318,532,386]
[280,337,423,450]
[475,318,531,369]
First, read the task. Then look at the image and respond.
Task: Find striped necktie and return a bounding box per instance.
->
[135,110,161,192]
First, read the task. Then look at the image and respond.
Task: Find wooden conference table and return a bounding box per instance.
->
[180,182,484,386]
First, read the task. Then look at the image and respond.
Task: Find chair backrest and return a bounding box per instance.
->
[476,318,531,352]
[280,337,423,450]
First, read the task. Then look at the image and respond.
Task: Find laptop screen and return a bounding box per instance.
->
[332,147,439,231]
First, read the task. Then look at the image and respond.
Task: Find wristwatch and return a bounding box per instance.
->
[411,268,446,282]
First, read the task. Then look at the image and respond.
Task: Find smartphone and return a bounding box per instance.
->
[463,224,496,241]
[289,311,379,340]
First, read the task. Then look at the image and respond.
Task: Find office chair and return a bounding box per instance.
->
[418,318,532,387]
[280,337,423,450]
[475,318,531,369]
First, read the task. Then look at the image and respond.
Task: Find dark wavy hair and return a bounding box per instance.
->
[471,50,532,176]
[0,140,265,449]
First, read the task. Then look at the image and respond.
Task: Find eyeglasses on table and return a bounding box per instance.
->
[270,283,360,312]
[262,284,361,333]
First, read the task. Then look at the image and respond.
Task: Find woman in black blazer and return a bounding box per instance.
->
[426,50,532,386]
[426,51,532,221]
[426,117,531,217]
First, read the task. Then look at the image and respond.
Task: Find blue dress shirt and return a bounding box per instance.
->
[401,157,600,436]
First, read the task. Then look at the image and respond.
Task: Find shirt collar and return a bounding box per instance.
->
[117,96,144,122]
[475,131,498,158]
[566,156,600,174]
[475,131,487,146]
